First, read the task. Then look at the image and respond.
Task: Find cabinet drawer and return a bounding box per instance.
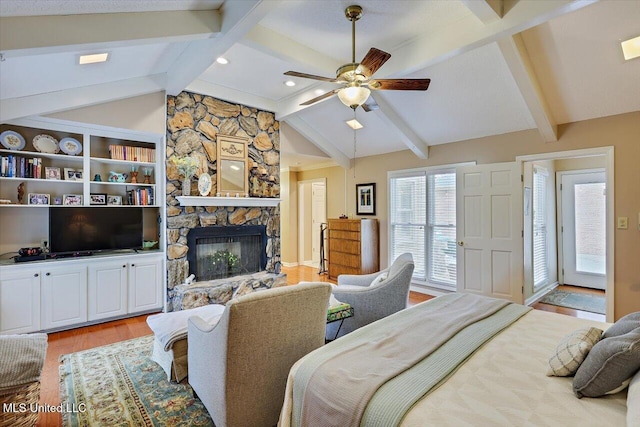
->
[329,221,361,232]
[329,252,361,269]
[329,230,360,241]
[329,264,361,278]
[329,239,360,254]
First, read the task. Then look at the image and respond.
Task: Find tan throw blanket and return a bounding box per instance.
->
[292,293,512,427]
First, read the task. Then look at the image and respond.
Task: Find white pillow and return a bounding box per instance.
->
[628,369,640,427]
[369,272,388,287]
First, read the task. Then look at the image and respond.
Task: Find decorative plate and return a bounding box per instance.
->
[0,130,26,150]
[59,137,82,155]
[198,173,212,196]
[33,134,60,154]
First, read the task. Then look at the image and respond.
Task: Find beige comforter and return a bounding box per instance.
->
[279,308,627,427]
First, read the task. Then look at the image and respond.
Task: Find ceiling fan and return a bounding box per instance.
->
[284,4,431,111]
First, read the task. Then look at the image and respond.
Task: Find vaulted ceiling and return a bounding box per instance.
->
[1,1,639,170]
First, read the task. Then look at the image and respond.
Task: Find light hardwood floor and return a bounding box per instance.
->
[35,266,603,426]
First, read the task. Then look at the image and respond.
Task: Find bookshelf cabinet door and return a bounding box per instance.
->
[88,261,128,321]
[128,256,162,313]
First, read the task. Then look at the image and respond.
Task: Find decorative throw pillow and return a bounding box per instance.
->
[573,327,640,398]
[547,327,603,377]
[603,311,640,339]
[627,369,640,427]
[369,272,388,287]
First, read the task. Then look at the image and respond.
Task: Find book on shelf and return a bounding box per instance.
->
[127,187,155,206]
[109,145,156,163]
[0,155,42,178]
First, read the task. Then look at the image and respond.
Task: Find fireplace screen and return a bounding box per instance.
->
[187,226,267,281]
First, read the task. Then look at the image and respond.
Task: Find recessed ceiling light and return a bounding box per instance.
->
[284,80,296,87]
[621,35,640,61]
[216,57,229,65]
[78,53,109,65]
[346,119,363,130]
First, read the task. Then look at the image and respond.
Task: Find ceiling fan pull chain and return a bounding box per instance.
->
[353,109,357,179]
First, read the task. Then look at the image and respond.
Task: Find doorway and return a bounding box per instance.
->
[518,147,613,321]
[559,170,606,290]
[297,179,327,268]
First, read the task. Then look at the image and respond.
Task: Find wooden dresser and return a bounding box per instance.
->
[327,218,379,281]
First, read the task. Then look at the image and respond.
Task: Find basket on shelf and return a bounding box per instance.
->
[0,381,41,427]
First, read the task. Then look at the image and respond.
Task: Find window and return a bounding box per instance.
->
[533,167,548,288]
[389,169,456,288]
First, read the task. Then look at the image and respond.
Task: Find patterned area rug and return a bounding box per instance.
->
[59,335,213,426]
[539,289,605,314]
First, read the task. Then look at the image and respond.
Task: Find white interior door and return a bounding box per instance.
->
[311,182,326,265]
[561,171,606,290]
[456,163,523,302]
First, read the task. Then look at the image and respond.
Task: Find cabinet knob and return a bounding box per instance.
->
[45,272,51,276]
[131,264,135,267]
[34,273,39,277]
[123,265,126,268]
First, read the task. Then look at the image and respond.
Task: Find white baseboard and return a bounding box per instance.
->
[302,260,316,268]
[281,262,299,268]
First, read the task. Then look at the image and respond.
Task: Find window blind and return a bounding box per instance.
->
[533,168,548,287]
[389,170,456,287]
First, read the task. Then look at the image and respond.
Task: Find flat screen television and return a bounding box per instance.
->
[49,207,143,254]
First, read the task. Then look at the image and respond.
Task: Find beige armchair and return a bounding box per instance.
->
[328,253,414,338]
[187,282,332,427]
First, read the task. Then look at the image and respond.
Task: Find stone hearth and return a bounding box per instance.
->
[169,271,287,311]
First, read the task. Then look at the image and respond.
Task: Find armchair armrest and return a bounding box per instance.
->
[338,269,388,287]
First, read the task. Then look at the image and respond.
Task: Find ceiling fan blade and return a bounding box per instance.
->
[300,89,340,106]
[284,71,337,82]
[356,48,391,78]
[368,78,431,91]
[361,98,379,112]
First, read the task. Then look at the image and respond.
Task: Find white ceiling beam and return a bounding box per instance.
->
[497,34,557,142]
[380,0,598,78]
[241,24,343,73]
[370,93,429,159]
[0,75,166,122]
[284,116,350,169]
[165,0,281,95]
[0,11,220,58]
[460,0,503,24]
[186,79,277,113]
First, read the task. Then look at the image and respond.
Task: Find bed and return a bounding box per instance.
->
[279,293,638,427]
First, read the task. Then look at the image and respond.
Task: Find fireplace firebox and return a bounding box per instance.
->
[187,225,267,281]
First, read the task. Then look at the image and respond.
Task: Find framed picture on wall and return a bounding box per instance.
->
[356,183,376,215]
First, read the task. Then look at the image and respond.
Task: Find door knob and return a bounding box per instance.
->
[457,241,464,246]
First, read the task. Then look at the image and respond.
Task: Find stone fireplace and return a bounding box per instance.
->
[165,91,283,311]
[187,225,267,281]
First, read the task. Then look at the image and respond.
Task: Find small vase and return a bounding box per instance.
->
[182,178,191,196]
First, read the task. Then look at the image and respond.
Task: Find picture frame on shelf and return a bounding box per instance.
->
[64,168,83,181]
[356,183,376,216]
[62,194,83,206]
[53,197,62,205]
[45,167,61,180]
[90,193,107,205]
[28,193,50,205]
[107,195,122,206]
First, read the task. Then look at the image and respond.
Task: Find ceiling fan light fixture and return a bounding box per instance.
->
[621,35,640,60]
[338,85,370,109]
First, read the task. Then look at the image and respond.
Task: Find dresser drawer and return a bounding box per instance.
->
[328,230,360,241]
[328,220,361,232]
[328,252,361,269]
[329,239,360,254]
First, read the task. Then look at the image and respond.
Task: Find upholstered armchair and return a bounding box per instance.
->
[328,253,414,338]
[187,282,332,427]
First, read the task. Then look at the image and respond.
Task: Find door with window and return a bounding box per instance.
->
[389,169,456,289]
[560,171,606,290]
